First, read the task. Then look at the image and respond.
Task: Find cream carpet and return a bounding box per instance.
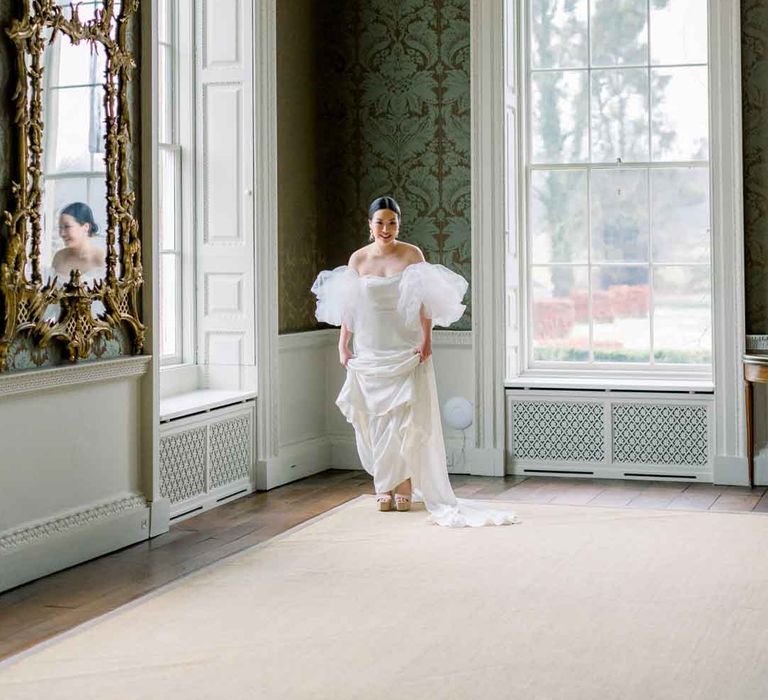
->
[2,497,768,700]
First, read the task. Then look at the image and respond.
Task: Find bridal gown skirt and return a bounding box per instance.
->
[327,270,518,528]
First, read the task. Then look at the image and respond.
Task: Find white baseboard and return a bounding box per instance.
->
[257,436,334,490]
[329,434,502,478]
[0,499,150,593]
[713,451,768,487]
[329,434,364,471]
[149,498,171,537]
[465,446,505,477]
[713,455,751,486]
[756,451,768,487]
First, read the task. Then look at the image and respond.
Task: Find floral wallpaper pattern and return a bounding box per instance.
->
[742,0,768,333]
[311,0,472,331]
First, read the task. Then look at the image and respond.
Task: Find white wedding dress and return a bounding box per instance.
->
[312,261,519,528]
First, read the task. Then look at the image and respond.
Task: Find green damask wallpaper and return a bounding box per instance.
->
[742,0,768,334]
[277,0,323,334]
[311,0,472,331]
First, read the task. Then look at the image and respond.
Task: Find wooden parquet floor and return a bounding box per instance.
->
[2,469,767,661]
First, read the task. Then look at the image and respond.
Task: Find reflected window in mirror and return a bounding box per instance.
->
[40,19,109,287]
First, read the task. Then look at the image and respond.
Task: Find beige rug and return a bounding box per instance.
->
[2,497,768,700]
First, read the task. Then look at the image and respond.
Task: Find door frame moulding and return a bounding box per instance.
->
[253,0,279,490]
[709,0,747,483]
[470,0,506,477]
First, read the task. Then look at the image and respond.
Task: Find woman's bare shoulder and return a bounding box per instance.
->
[348,245,373,271]
[400,242,426,262]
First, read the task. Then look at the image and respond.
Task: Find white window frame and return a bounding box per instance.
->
[516,0,714,385]
[471,0,745,480]
[157,0,196,369]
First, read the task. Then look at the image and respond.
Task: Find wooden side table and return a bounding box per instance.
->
[743,352,768,487]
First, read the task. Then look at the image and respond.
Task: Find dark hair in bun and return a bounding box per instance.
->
[61,202,99,236]
[368,196,401,220]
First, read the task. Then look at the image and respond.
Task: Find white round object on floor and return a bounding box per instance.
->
[443,396,473,430]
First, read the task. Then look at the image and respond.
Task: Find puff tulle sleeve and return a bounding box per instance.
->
[397,262,468,329]
[311,265,360,330]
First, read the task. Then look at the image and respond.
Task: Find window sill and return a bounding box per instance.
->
[160,388,256,423]
[506,374,714,394]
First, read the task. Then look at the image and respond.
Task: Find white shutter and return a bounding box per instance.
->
[195,0,255,372]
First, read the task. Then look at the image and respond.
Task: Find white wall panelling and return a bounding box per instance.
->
[0,370,151,592]
[205,332,245,367]
[195,0,256,369]
[0,494,150,592]
[205,273,245,315]
[0,356,150,398]
[203,0,241,68]
[159,401,256,521]
[506,389,715,481]
[260,331,334,490]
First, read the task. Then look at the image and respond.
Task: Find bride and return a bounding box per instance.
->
[312,196,518,528]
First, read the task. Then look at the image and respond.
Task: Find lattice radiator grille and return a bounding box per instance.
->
[159,426,207,504]
[510,401,605,462]
[507,394,712,476]
[159,403,254,513]
[612,404,708,467]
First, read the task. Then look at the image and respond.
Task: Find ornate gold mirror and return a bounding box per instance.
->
[0,0,143,371]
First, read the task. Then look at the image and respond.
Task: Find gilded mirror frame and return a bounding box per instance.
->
[0,0,144,371]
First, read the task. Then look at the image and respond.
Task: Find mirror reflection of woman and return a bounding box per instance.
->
[51,202,106,280]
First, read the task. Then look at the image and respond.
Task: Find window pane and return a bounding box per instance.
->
[160,253,178,359]
[531,71,588,163]
[532,266,589,361]
[590,168,649,262]
[47,85,108,172]
[530,0,588,69]
[651,67,709,162]
[592,266,650,362]
[47,39,107,89]
[651,168,710,264]
[158,148,177,251]
[530,170,588,263]
[158,0,171,44]
[158,45,174,144]
[522,0,712,374]
[650,0,707,66]
[591,68,649,162]
[55,1,120,22]
[590,0,648,67]
[653,266,711,364]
